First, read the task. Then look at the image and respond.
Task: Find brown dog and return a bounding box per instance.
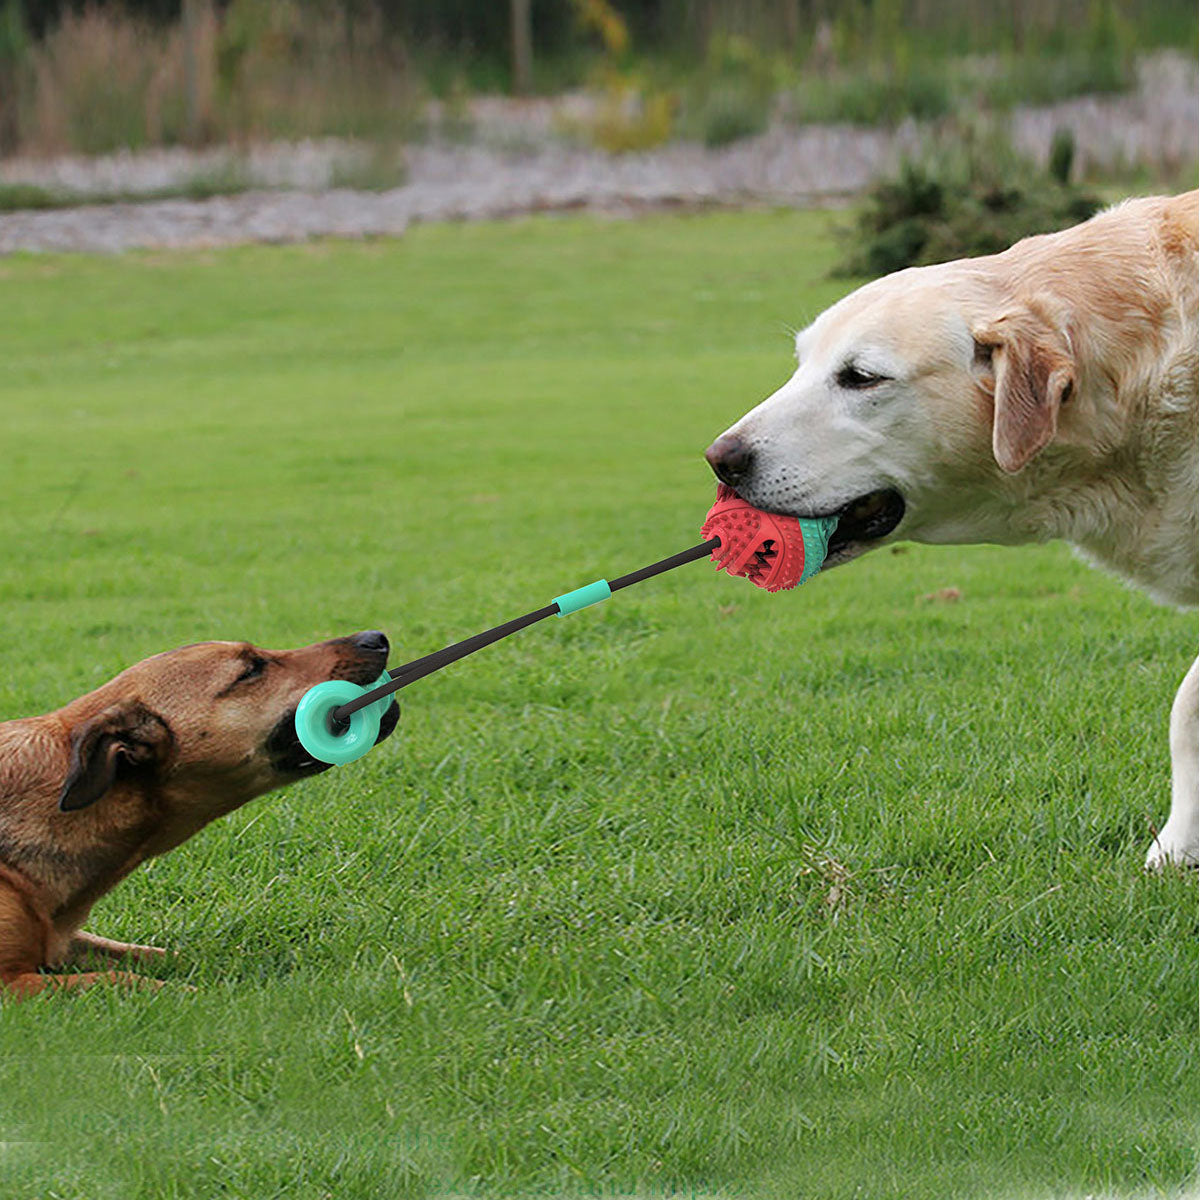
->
[0,631,400,997]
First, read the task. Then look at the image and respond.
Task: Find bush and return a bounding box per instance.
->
[835,120,1103,277]
[788,0,1134,133]
[571,67,676,154]
[691,79,770,147]
[0,181,56,210]
[571,1,675,154]
[681,33,776,148]
[971,49,1132,109]
[792,61,951,126]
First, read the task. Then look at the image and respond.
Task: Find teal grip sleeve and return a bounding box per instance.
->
[553,579,612,616]
[797,515,839,585]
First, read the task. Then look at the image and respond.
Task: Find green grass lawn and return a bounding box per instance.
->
[0,213,1195,1200]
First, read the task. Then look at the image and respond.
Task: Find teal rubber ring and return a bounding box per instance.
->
[294,679,382,765]
[798,515,839,584]
[554,578,611,616]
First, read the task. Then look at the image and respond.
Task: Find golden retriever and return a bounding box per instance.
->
[705,191,1198,866]
[0,631,399,996]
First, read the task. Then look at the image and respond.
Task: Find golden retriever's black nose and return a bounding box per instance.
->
[351,630,389,655]
[705,433,754,485]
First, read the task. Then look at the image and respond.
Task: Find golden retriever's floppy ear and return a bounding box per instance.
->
[972,305,1075,474]
[59,704,173,813]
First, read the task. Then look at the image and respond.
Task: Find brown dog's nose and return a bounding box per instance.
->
[705,433,754,486]
[351,630,389,656]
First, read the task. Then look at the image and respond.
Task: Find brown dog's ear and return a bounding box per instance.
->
[972,305,1075,474]
[59,704,173,813]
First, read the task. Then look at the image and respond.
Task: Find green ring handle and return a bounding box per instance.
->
[295,679,382,765]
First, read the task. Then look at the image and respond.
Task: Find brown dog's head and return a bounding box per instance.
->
[57,632,400,814]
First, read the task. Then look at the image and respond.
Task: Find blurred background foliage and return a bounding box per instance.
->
[0,0,1192,273]
[0,0,1192,155]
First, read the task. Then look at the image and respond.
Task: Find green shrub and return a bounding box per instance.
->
[836,120,1104,277]
[1049,127,1076,184]
[692,79,770,146]
[570,2,676,154]
[972,49,1132,109]
[573,69,675,154]
[0,181,56,211]
[792,61,951,126]
[681,33,775,147]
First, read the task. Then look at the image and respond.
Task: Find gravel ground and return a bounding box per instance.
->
[0,52,1194,255]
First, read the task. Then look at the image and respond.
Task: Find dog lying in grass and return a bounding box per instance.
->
[0,632,399,997]
[706,191,1198,867]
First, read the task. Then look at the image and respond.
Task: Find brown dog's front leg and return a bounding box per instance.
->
[68,931,169,964]
[3,969,162,998]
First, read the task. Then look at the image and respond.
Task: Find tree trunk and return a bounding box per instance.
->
[783,0,801,51]
[511,0,533,96]
[182,0,201,143]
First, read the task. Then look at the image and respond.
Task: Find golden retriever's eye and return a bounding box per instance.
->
[836,364,888,390]
[236,656,268,684]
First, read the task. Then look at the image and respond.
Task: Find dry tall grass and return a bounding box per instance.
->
[218,0,415,141]
[25,6,179,154]
[13,0,416,157]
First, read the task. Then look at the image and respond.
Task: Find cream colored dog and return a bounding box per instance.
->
[705,191,1198,867]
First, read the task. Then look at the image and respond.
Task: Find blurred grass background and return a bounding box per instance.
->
[0,211,1195,1198]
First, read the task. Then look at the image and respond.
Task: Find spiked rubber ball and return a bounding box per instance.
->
[701,485,838,592]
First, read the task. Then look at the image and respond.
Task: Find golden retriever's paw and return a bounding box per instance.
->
[1144,832,1199,871]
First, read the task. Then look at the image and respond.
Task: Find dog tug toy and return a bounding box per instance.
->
[293,488,839,765]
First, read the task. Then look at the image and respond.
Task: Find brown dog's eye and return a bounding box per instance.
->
[836,363,888,390]
[236,656,268,684]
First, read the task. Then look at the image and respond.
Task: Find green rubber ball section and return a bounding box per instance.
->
[797,515,838,585]
[294,670,392,765]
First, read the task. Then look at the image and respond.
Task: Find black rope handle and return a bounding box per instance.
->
[331,536,721,722]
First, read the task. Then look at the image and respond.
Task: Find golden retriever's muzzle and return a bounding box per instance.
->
[266,630,400,775]
[704,436,906,562]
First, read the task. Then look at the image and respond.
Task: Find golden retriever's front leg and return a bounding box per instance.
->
[1146,656,1199,869]
[68,930,169,964]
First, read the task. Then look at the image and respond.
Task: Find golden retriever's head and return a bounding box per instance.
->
[57,633,400,814]
[704,256,1080,567]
